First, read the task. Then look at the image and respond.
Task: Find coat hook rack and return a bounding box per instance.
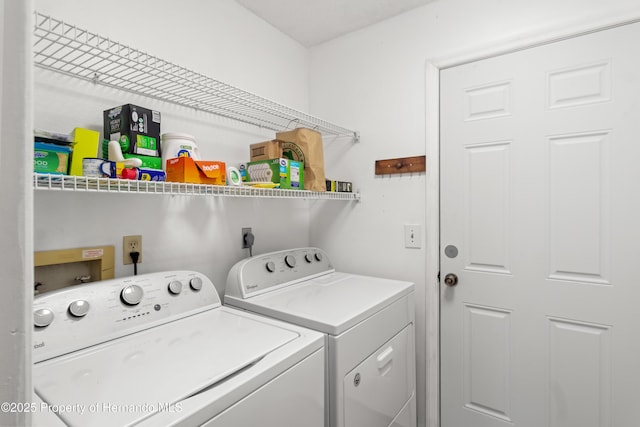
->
[375,155,426,175]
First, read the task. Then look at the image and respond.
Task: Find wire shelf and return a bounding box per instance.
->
[32,12,358,140]
[33,174,360,201]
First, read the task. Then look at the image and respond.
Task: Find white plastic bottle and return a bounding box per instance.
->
[161,133,201,170]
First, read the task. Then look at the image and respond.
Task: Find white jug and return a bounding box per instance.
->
[161,132,201,170]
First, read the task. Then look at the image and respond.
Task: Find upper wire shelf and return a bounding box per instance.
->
[33,174,361,201]
[32,12,359,141]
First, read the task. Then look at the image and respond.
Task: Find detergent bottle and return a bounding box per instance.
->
[161,133,201,170]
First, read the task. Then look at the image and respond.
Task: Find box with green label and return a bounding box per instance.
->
[246,158,304,189]
[34,142,71,174]
[103,104,161,157]
[100,139,162,169]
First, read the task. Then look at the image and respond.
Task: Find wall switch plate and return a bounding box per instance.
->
[404,224,421,249]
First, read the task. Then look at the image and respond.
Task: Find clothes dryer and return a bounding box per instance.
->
[225,248,416,427]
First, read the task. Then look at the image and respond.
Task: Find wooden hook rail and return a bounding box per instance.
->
[375,155,426,175]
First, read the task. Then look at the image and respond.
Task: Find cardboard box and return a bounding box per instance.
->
[326,179,353,192]
[124,153,162,170]
[250,140,282,162]
[101,139,162,169]
[68,128,100,176]
[246,158,304,189]
[34,142,71,174]
[165,157,226,185]
[239,163,248,182]
[103,104,161,157]
[34,129,72,145]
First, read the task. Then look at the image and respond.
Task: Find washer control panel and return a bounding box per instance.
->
[226,247,334,299]
[33,271,219,363]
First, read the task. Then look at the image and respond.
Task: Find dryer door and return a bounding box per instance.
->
[343,324,415,427]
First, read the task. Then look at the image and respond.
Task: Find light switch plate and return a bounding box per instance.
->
[404,224,421,249]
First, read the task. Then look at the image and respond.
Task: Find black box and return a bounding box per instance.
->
[103,104,161,157]
[325,179,353,192]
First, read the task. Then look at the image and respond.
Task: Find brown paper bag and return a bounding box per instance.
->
[276,128,326,192]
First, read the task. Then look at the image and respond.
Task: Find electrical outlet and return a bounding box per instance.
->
[404,224,421,249]
[242,227,253,249]
[123,235,142,264]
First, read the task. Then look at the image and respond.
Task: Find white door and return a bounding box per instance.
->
[440,22,640,427]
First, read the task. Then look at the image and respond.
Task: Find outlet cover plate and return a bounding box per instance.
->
[123,235,142,264]
[242,228,253,249]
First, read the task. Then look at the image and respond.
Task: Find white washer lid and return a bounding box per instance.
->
[34,308,299,427]
[227,272,414,336]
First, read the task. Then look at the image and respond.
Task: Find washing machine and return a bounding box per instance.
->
[225,247,416,427]
[31,270,324,427]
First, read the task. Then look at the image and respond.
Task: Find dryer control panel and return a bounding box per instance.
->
[33,270,219,363]
[226,247,334,299]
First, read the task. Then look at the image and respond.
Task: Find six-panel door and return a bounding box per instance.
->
[441,22,640,427]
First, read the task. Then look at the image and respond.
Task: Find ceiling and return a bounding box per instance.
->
[235,0,437,47]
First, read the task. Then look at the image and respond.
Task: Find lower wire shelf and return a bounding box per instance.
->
[33,173,360,201]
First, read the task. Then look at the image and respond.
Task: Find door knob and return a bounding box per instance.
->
[444,273,458,287]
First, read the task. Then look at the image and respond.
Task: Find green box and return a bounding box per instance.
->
[101,139,162,169]
[246,158,304,189]
[34,142,71,174]
[123,153,162,169]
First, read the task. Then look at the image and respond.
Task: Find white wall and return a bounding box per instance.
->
[307,1,640,426]
[33,0,312,296]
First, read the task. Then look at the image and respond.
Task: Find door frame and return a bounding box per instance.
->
[0,2,34,427]
[423,11,640,427]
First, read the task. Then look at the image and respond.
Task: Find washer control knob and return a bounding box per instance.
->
[315,252,323,262]
[121,284,144,306]
[68,300,90,318]
[266,261,276,273]
[168,280,183,295]
[304,254,313,263]
[285,255,296,268]
[190,277,203,291]
[34,308,54,328]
